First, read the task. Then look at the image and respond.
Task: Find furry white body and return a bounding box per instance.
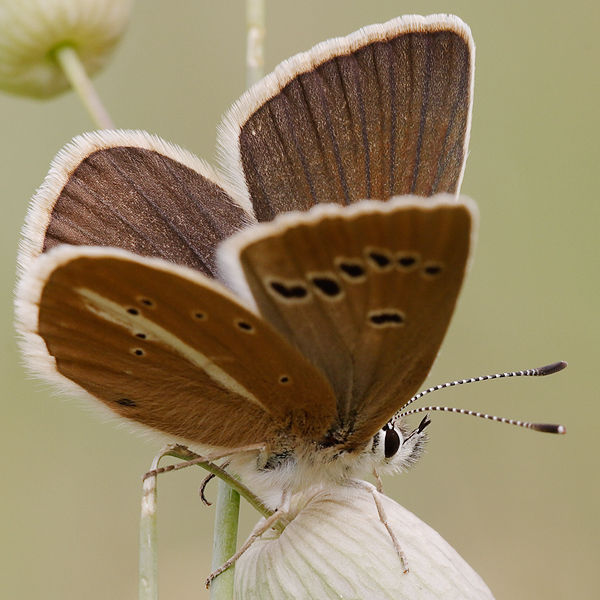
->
[229,421,427,510]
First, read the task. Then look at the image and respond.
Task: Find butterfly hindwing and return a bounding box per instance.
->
[220,195,476,443]
[19,130,253,281]
[219,15,474,221]
[17,246,337,448]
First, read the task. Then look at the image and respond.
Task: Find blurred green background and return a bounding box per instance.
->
[1,1,598,598]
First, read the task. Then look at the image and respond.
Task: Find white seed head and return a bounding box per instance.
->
[0,0,133,98]
[235,486,495,600]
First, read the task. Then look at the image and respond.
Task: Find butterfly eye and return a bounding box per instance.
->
[384,425,402,459]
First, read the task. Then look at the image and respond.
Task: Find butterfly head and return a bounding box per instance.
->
[369,414,431,477]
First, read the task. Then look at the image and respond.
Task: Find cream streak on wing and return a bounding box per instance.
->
[75,286,269,411]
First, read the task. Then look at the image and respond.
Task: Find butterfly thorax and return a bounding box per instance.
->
[229,418,429,510]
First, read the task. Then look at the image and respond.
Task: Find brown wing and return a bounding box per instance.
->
[220,195,476,444]
[16,247,337,448]
[19,130,253,281]
[218,15,474,221]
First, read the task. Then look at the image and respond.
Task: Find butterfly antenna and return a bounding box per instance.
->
[397,361,567,434]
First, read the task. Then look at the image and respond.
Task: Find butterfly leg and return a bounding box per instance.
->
[199,460,231,505]
[199,472,216,505]
[205,490,291,588]
[373,469,384,494]
[357,480,409,573]
[142,443,264,479]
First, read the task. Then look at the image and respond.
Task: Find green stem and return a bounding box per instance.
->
[209,481,241,599]
[51,44,115,129]
[139,448,169,600]
[246,0,265,87]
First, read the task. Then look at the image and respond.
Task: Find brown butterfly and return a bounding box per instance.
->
[14,15,564,577]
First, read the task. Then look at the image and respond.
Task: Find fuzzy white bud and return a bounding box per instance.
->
[0,0,133,98]
[234,486,495,600]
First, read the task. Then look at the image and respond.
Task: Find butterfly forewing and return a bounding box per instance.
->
[22,247,337,447]
[20,130,252,280]
[219,15,473,221]
[221,195,475,443]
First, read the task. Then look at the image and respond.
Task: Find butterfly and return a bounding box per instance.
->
[16,14,475,518]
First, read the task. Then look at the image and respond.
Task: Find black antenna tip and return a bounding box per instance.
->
[532,423,567,434]
[417,414,432,432]
[536,361,568,376]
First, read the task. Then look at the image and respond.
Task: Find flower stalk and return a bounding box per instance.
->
[209,480,241,599]
[139,447,166,600]
[246,0,265,87]
[51,44,114,129]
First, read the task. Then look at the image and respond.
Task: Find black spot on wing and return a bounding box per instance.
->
[269,280,309,300]
[368,309,406,328]
[309,274,343,298]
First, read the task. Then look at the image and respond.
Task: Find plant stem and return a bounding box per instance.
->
[52,44,115,129]
[246,0,265,87]
[209,480,241,599]
[139,448,169,600]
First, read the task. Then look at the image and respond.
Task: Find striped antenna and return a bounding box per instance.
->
[396,361,567,434]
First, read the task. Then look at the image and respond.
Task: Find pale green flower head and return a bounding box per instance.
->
[0,0,133,97]
[235,486,495,600]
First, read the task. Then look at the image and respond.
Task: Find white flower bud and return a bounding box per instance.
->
[0,0,133,98]
[235,486,495,600]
